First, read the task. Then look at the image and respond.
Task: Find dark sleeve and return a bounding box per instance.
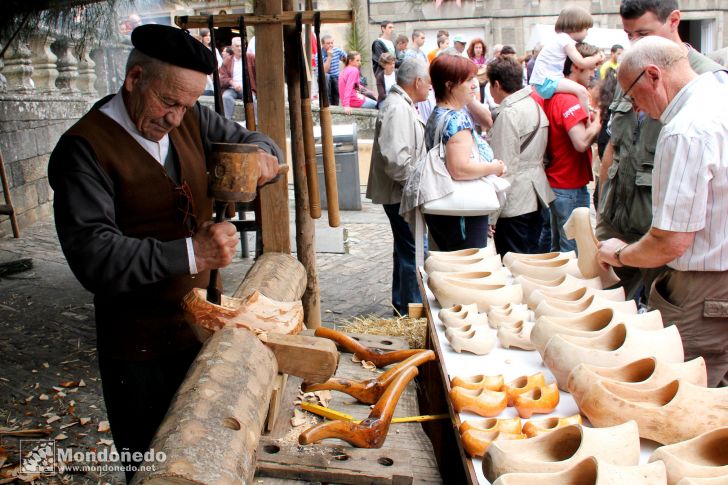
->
[372,40,387,71]
[196,103,284,164]
[376,72,387,104]
[48,136,190,295]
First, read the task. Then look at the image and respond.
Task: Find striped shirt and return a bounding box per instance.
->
[323,47,346,78]
[652,72,728,271]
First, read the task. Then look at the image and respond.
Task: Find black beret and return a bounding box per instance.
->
[131,24,216,74]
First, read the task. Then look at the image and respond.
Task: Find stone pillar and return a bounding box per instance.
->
[54,39,79,94]
[77,41,97,96]
[29,34,59,93]
[2,42,35,93]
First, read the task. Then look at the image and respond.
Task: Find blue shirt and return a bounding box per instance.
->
[425,107,494,162]
[323,47,346,78]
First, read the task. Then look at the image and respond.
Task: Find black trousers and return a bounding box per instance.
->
[327,74,340,105]
[494,209,544,258]
[424,214,489,251]
[98,345,201,482]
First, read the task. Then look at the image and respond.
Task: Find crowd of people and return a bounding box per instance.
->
[368,0,728,389]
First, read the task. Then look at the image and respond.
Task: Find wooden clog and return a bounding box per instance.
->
[449,386,508,417]
[429,269,508,288]
[515,273,603,301]
[487,304,534,329]
[424,253,503,274]
[677,478,728,485]
[445,325,496,355]
[503,250,575,268]
[460,417,522,435]
[428,277,523,312]
[438,303,489,329]
[542,323,685,389]
[534,294,637,319]
[461,429,526,458]
[527,285,626,309]
[503,373,546,406]
[451,374,504,392]
[299,366,418,448]
[530,308,664,355]
[497,321,536,351]
[428,246,496,259]
[649,426,728,485]
[567,356,708,403]
[492,456,667,485]
[513,383,560,418]
[563,207,621,287]
[578,379,728,445]
[509,258,585,281]
[182,288,304,335]
[521,414,583,438]
[482,421,641,481]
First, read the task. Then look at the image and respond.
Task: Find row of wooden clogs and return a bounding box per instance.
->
[482,421,728,484]
[449,372,560,419]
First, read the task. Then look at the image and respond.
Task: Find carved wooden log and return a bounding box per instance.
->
[131,327,278,485]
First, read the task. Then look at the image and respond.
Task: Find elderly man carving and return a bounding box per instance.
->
[48,25,281,480]
[598,36,728,387]
[366,59,432,316]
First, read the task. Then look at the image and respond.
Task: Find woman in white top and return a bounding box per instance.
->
[376,52,397,107]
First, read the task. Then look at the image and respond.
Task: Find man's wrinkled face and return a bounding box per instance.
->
[622,11,677,42]
[231,39,242,58]
[124,65,206,141]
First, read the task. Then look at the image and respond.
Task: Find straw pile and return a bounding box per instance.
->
[336,314,427,349]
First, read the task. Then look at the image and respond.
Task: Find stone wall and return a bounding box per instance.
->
[0,95,91,238]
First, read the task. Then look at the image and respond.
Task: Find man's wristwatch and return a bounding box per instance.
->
[614,243,630,265]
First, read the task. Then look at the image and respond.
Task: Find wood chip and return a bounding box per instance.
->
[52,386,63,392]
[59,381,79,388]
[54,433,68,441]
[38,394,49,401]
[351,354,362,363]
[24,396,34,403]
[97,420,110,433]
[46,415,61,424]
[290,409,308,427]
[78,379,86,387]
[79,417,91,426]
[362,360,377,371]
[60,422,78,430]
[313,390,332,408]
[97,439,114,446]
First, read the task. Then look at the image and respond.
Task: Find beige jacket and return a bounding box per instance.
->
[488,86,554,218]
[366,85,426,205]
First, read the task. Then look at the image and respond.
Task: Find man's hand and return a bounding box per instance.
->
[233,82,243,93]
[257,149,280,186]
[597,237,627,269]
[192,221,240,273]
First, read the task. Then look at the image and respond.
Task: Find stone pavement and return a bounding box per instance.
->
[0,191,395,483]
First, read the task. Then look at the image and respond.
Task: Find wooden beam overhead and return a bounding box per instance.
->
[175,10,353,29]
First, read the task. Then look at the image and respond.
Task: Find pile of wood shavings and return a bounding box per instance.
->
[337,314,427,349]
[279,389,333,448]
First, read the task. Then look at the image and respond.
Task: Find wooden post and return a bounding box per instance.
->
[283,12,321,329]
[131,328,278,484]
[256,0,291,254]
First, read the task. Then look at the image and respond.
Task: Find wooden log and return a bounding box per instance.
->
[175,10,354,29]
[234,252,306,301]
[131,327,278,485]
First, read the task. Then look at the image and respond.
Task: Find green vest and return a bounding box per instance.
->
[597,47,725,242]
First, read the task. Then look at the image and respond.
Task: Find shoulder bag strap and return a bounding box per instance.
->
[519,101,541,153]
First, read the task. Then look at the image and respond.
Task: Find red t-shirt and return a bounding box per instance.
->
[534,92,593,189]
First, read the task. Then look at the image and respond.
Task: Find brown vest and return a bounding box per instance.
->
[66,106,213,360]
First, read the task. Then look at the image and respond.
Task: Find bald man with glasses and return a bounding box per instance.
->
[595,0,726,303]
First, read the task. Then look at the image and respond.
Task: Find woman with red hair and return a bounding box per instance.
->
[467,38,488,100]
[424,54,506,251]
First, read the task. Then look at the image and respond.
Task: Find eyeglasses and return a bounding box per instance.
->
[622,70,646,103]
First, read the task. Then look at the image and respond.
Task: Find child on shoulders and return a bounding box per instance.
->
[530,5,604,114]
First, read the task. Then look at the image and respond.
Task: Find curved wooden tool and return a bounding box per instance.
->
[314,12,340,227]
[303,350,435,404]
[314,327,423,367]
[299,366,419,448]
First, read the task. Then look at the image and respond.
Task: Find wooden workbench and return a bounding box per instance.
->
[255,332,443,484]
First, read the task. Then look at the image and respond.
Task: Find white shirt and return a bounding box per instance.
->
[384,72,396,94]
[233,57,243,85]
[652,72,728,271]
[529,32,576,86]
[99,93,198,274]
